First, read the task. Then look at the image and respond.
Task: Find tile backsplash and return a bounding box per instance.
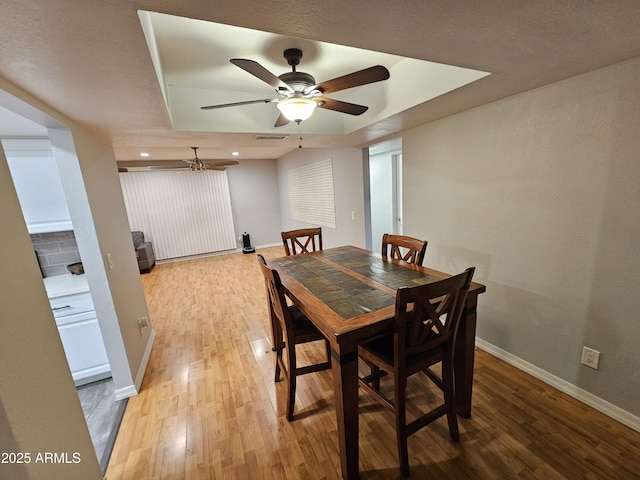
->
[31,231,82,277]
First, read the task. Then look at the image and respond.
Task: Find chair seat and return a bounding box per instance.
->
[360,335,445,372]
[289,305,325,339]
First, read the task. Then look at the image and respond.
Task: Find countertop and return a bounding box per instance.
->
[43,273,90,298]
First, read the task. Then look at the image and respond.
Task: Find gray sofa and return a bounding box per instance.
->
[132,231,155,273]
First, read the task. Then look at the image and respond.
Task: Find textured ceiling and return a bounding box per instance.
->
[1,1,639,162]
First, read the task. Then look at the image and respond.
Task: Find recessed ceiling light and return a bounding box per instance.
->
[139,152,150,157]
[231,151,239,156]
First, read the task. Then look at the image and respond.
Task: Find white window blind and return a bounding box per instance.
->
[288,158,336,228]
[119,170,236,260]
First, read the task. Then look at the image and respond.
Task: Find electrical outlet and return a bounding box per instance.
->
[138,316,149,336]
[581,346,600,369]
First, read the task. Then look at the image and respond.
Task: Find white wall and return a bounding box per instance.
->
[369,151,395,248]
[3,138,72,233]
[277,148,366,249]
[403,56,640,419]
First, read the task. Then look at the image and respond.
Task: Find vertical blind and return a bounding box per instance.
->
[288,158,336,228]
[119,170,236,260]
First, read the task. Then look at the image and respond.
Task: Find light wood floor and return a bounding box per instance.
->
[107,246,640,479]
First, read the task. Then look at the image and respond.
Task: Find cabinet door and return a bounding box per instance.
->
[57,311,110,385]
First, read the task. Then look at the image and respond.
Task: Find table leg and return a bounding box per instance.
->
[331,341,360,480]
[455,296,478,418]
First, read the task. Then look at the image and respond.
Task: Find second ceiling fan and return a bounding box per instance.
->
[117,147,238,173]
[201,48,390,126]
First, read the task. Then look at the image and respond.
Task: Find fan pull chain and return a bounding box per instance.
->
[297,121,303,149]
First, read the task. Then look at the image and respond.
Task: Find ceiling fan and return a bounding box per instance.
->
[201,48,390,126]
[117,147,239,173]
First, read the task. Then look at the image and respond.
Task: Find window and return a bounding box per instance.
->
[288,158,336,228]
[119,170,236,259]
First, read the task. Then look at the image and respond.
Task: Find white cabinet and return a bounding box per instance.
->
[45,275,111,386]
[57,310,110,384]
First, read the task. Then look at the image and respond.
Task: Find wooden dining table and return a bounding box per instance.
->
[267,245,486,479]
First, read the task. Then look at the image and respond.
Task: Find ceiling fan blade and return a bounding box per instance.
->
[117,165,188,172]
[201,98,279,110]
[274,113,290,127]
[148,165,190,170]
[315,97,369,115]
[205,161,239,168]
[309,65,390,95]
[230,59,294,94]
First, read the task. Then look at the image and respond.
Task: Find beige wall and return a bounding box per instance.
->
[0,142,102,479]
[277,147,366,249]
[1,78,153,478]
[403,56,640,418]
[50,127,153,395]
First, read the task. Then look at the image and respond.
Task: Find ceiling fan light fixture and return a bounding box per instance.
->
[277,96,317,122]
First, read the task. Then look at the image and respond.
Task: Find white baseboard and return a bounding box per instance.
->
[475,338,640,433]
[73,364,111,387]
[114,329,155,401]
[157,249,237,264]
[114,384,137,401]
[255,242,283,249]
[156,243,283,264]
[135,329,155,391]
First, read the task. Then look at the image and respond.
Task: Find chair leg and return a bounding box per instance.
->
[286,342,297,421]
[274,323,283,382]
[395,377,410,477]
[324,339,332,365]
[371,364,381,390]
[442,360,460,441]
[271,314,278,351]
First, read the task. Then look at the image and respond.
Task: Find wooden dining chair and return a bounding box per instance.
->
[273,227,322,351]
[281,228,323,256]
[358,267,475,477]
[381,233,428,266]
[257,254,332,421]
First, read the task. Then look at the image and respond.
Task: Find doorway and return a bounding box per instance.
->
[366,137,403,251]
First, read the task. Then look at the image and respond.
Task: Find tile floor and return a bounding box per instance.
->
[76,378,127,473]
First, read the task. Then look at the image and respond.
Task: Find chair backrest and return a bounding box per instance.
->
[257,254,294,333]
[394,267,475,362]
[381,233,428,266]
[281,228,323,256]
